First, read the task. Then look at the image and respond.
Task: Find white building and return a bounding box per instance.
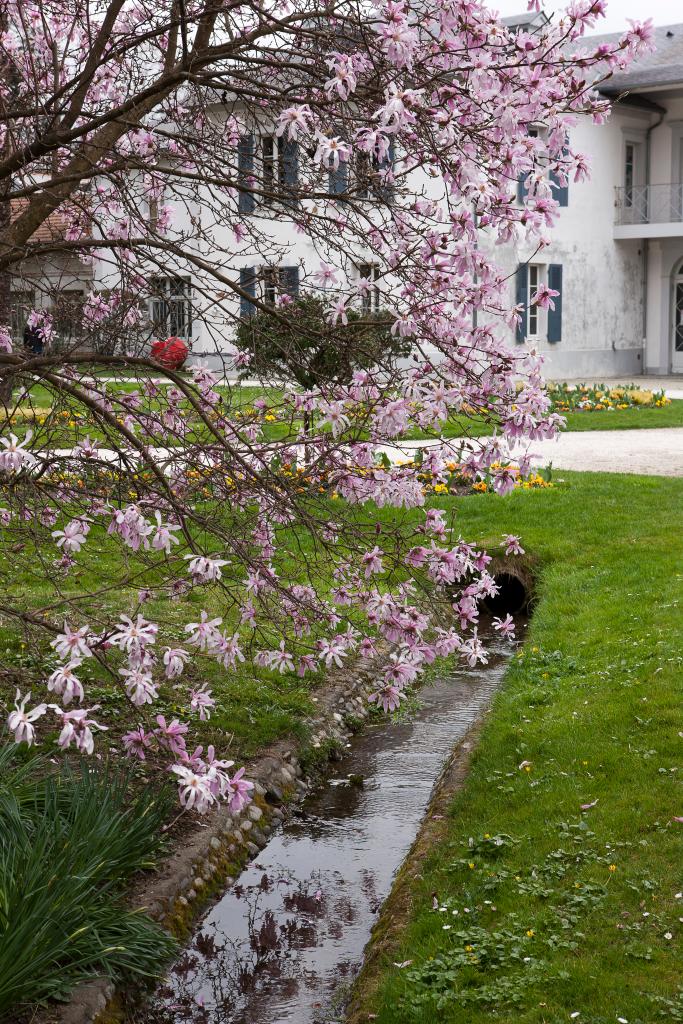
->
[11,17,683,380]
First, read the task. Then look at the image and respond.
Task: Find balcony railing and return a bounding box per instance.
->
[615,183,683,226]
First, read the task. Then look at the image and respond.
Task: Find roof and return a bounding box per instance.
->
[500,12,549,30]
[10,198,80,243]
[590,23,683,94]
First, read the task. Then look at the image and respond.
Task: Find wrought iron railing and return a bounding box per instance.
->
[615,183,683,225]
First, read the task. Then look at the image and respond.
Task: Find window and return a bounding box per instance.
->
[625,142,636,207]
[357,263,381,313]
[263,266,300,305]
[527,265,541,337]
[10,290,35,341]
[354,143,395,201]
[239,266,299,317]
[150,277,192,338]
[53,290,85,347]
[260,136,298,206]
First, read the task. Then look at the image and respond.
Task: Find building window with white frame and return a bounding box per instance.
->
[527,264,543,338]
[10,289,35,341]
[150,277,192,338]
[357,263,381,313]
[261,135,298,206]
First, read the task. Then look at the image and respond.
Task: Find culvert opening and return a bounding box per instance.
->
[483,571,530,617]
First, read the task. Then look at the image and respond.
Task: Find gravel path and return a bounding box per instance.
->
[377,428,683,477]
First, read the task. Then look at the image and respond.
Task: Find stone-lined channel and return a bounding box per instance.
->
[137,633,517,1024]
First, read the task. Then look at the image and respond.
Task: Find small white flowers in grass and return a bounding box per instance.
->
[7,690,47,745]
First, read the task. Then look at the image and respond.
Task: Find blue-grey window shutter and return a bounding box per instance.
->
[550,168,569,207]
[239,266,256,317]
[550,139,570,207]
[378,140,395,202]
[280,266,300,298]
[329,161,348,196]
[517,173,528,203]
[515,264,528,343]
[281,139,299,207]
[547,264,563,342]
[238,135,255,214]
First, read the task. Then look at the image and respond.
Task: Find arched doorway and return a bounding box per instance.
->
[673,262,683,372]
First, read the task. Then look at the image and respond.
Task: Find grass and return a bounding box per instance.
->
[0,748,176,1018]
[351,472,683,1024]
[403,399,683,439]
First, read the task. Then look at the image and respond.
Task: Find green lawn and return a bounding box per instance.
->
[351,472,683,1024]
[404,399,683,440]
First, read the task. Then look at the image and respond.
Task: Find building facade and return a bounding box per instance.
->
[9,18,683,380]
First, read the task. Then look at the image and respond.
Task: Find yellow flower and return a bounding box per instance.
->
[465,945,474,953]
[526,929,535,938]
[468,861,475,870]
[609,864,617,872]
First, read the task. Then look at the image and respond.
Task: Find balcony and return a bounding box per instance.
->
[614,184,683,239]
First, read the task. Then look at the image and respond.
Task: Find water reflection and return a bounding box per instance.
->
[138,635,517,1024]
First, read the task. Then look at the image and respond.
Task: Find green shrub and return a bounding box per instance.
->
[0,746,177,1017]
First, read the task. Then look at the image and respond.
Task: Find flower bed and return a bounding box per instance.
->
[549,382,670,413]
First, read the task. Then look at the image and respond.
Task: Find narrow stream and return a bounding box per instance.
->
[137,632,518,1024]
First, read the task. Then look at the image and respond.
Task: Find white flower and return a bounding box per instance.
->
[190,686,216,721]
[51,622,93,660]
[0,432,36,473]
[52,518,90,554]
[151,512,181,554]
[185,554,230,583]
[110,614,158,652]
[7,690,47,745]
[172,765,216,813]
[119,667,158,706]
[47,660,84,705]
[53,706,107,754]
[162,647,189,679]
[185,611,223,650]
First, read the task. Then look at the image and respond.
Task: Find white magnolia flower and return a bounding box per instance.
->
[7,690,47,745]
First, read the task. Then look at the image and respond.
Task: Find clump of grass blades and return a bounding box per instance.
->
[0,745,177,1017]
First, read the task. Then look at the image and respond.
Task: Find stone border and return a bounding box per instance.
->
[48,658,382,1024]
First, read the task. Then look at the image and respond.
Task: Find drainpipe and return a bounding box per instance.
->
[642,103,666,370]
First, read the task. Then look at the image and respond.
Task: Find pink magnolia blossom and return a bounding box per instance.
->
[51,622,93,661]
[502,534,525,556]
[190,687,216,721]
[155,715,188,755]
[122,726,154,760]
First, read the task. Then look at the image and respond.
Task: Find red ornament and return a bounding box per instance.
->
[151,336,189,369]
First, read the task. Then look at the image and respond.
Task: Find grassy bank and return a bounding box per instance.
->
[350,472,683,1024]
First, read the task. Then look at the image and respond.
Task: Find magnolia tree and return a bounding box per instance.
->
[0,0,650,813]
